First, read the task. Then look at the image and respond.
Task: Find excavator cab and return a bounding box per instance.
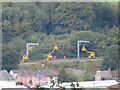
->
[22,55,28,62]
[22,55,30,62]
[46,53,53,60]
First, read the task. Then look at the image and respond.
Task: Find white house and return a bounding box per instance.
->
[95,70,113,81]
[95,69,120,81]
[0,70,16,88]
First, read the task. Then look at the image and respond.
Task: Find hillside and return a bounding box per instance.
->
[2,2,119,71]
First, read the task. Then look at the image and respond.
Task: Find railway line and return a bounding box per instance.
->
[19,57,104,65]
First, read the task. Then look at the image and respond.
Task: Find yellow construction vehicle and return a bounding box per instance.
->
[22,46,32,62]
[82,46,95,59]
[46,45,58,60]
[22,55,30,62]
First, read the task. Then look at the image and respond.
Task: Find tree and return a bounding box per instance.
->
[102,26,118,70]
[37,2,59,34]
[51,2,95,34]
[2,2,118,72]
[83,71,94,81]
[2,44,20,72]
[68,72,79,82]
[91,2,118,33]
[102,45,118,70]
[58,67,68,82]
[2,2,49,42]
[106,26,118,47]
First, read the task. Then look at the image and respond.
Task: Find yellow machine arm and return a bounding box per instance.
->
[51,45,58,53]
[46,45,58,60]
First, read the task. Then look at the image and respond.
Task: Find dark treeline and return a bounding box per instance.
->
[2,2,119,71]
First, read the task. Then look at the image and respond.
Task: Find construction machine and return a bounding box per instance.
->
[22,46,32,62]
[22,54,30,62]
[46,45,58,60]
[82,46,95,59]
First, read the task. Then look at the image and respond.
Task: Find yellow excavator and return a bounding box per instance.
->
[22,46,32,62]
[82,46,95,59]
[46,45,58,60]
[22,55,30,62]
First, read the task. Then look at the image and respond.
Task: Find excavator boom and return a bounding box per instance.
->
[46,45,58,60]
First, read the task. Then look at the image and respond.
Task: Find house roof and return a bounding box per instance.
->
[46,67,59,76]
[51,67,59,74]
[0,70,15,81]
[95,71,112,78]
[110,70,119,77]
[73,69,86,76]
[17,70,33,76]
[32,68,58,77]
[11,70,25,74]
[65,68,73,74]
[65,68,85,76]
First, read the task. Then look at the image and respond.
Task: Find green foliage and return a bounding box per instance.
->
[19,61,54,71]
[91,2,118,33]
[83,71,94,81]
[19,64,36,71]
[82,62,92,71]
[106,26,118,46]
[102,45,118,70]
[78,62,84,70]
[34,84,44,90]
[70,82,84,90]
[2,44,20,72]
[78,61,102,72]
[2,2,118,72]
[2,2,49,43]
[68,72,79,82]
[58,67,69,82]
[52,2,95,34]
[57,64,81,82]
[101,26,118,70]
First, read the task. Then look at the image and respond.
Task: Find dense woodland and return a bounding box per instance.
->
[2,2,119,72]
